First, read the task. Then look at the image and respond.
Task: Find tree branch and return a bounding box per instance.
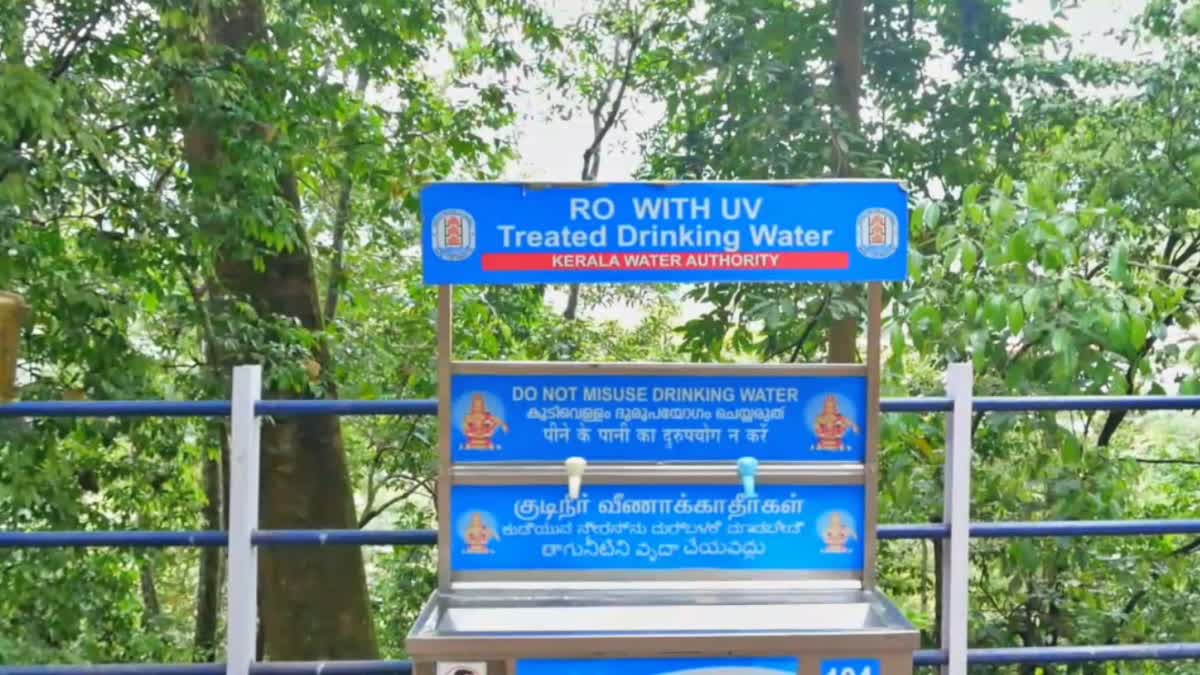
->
[323,68,370,325]
[359,420,419,527]
[357,481,426,529]
[48,5,109,81]
[0,5,112,185]
[1105,535,1200,644]
[579,17,650,183]
[1130,457,1200,466]
[566,13,656,321]
[765,290,831,362]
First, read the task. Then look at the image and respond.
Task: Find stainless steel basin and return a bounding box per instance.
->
[407,586,918,660]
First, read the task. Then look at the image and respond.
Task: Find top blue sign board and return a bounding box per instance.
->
[420,181,909,285]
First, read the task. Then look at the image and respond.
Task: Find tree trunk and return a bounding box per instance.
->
[193,426,224,661]
[177,0,379,660]
[139,557,161,623]
[828,0,865,363]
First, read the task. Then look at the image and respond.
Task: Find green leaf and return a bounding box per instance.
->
[924,203,941,229]
[1130,314,1148,351]
[1010,540,1039,572]
[963,183,982,207]
[888,323,907,363]
[962,290,980,317]
[1007,302,1025,334]
[959,240,978,273]
[988,194,1016,227]
[1052,328,1071,354]
[1061,432,1082,465]
[1007,229,1034,264]
[1022,287,1041,316]
[1109,242,1129,283]
[984,297,1006,330]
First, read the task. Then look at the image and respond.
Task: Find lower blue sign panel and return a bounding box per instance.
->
[517,657,799,675]
[820,659,879,675]
[451,484,865,573]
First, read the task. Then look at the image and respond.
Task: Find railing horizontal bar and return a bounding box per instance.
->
[0,401,231,418]
[957,643,1200,664]
[913,650,945,666]
[0,666,414,675]
[972,520,1200,537]
[881,520,1200,540]
[973,395,1200,412]
[252,530,437,546]
[6,520,1198,549]
[8,395,1200,420]
[0,531,228,548]
[9,645,1200,675]
[0,662,223,667]
[879,523,950,539]
[255,400,436,416]
[880,397,952,412]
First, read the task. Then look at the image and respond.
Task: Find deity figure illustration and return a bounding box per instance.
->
[821,512,857,554]
[461,393,508,450]
[463,512,498,554]
[813,395,859,451]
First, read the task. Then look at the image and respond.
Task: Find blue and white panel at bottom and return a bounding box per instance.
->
[516,657,799,675]
[820,659,879,675]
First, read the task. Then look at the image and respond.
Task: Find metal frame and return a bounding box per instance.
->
[451,463,864,484]
[7,518,1200,549]
[940,364,972,675]
[863,282,882,589]
[9,393,1200,418]
[437,286,453,594]
[402,265,892,668]
[227,366,262,675]
[434,290,880,589]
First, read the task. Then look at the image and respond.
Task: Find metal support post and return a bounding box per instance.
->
[941,363,973,675]
[227,365,263,675]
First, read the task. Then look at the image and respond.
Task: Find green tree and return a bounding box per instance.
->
[1,0,555,661]
[626,0,1200,666]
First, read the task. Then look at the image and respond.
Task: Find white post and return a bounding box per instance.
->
[227,365,262,675]
[941,363,973,675]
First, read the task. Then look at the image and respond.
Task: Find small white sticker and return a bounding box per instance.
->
[438,662,486,675]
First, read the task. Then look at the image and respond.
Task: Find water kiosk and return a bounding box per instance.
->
[407,182,918,675]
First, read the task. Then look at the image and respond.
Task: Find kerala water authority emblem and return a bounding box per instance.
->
[431,208,476,261]
[856,208,899,259]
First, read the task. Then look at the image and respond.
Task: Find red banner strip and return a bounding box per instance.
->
[481,251,850,272]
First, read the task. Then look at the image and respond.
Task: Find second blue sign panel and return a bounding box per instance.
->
[450,373,867,463]
[451,484,865,573]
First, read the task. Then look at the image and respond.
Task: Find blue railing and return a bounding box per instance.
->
[7,394,1200,417]
[3,393,1200,673]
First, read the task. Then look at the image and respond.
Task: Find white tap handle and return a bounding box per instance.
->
[565,456,587,499]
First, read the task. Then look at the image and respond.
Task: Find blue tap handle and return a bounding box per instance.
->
[737,456,759,498]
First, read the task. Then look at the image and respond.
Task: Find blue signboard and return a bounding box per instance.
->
[421,182,908,285]
[450,373,867,463]
[518,657,799,675]
[450,484,864,573]
[820,659,879,675]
